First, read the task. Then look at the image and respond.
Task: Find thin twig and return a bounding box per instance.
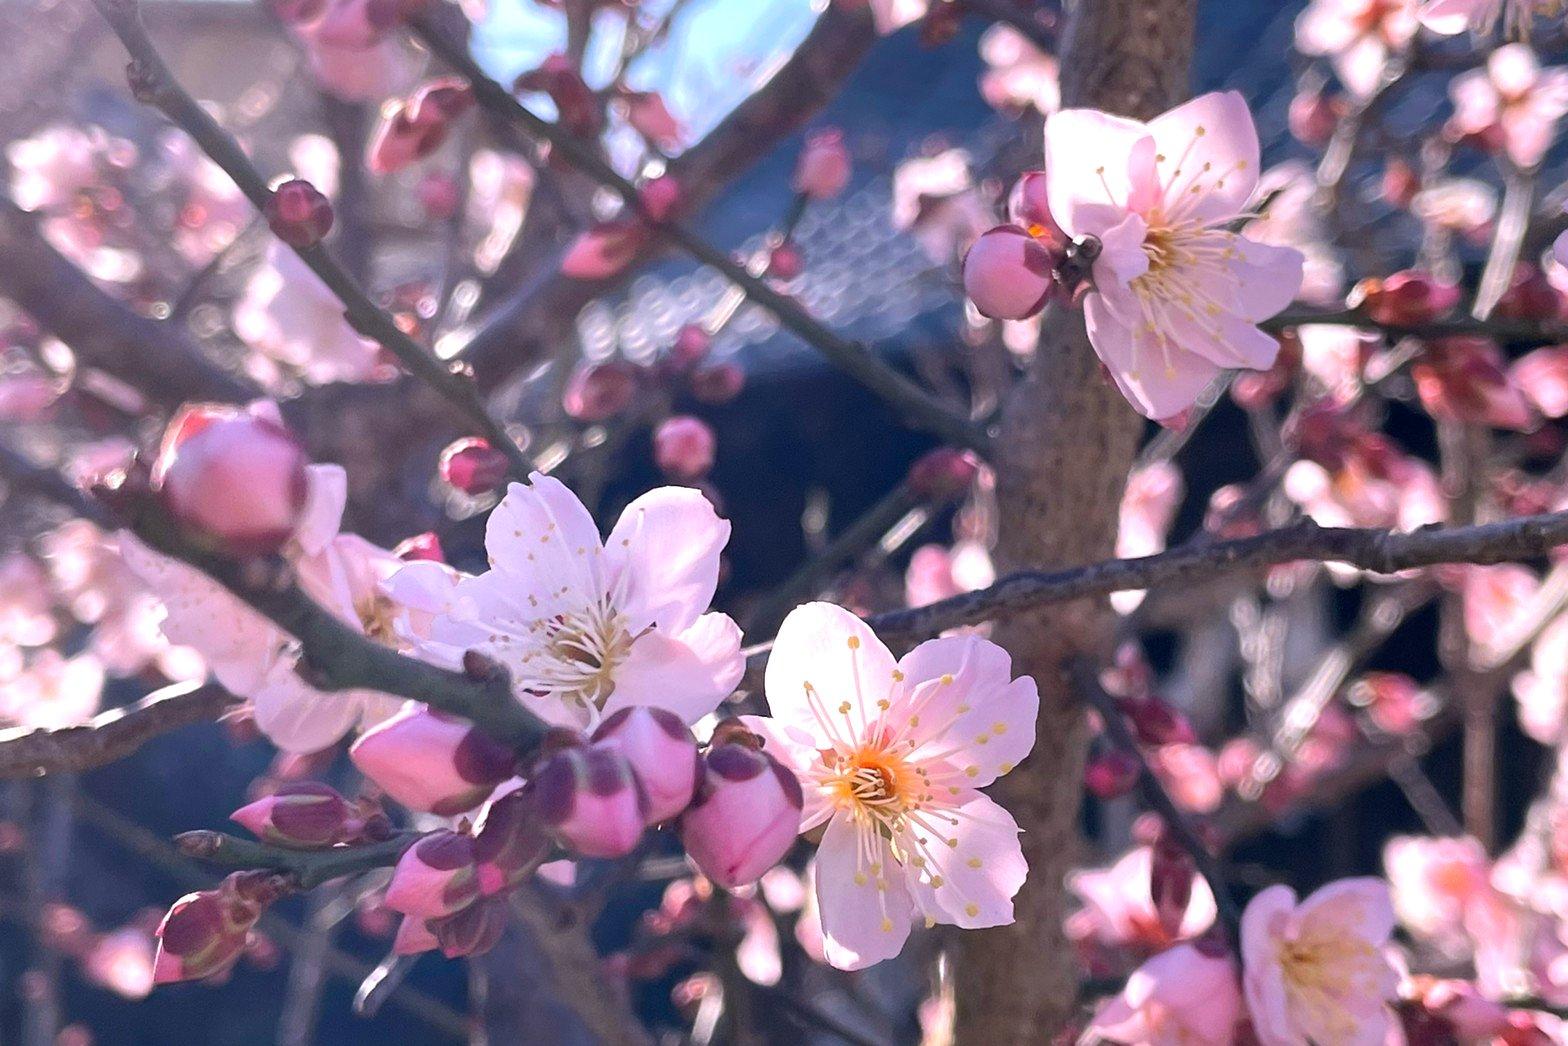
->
[173,829,418,890]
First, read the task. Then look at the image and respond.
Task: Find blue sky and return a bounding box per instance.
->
[474,0,821,144]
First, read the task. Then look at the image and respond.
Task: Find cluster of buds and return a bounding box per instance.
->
[1410,336,1536,431]
[437,436,511,497]
[350,705,519,816]
[1084,647,1202,804]
[149,401,309,557]
[153,871,290,983]
[367,78,474,175]
[230,781,392,849]
[960,171,1071,321]
[678,721,803,889]
[1347,271,1461,327]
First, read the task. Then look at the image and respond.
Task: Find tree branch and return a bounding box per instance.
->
[1266,304,1568,346]
[0,681,240,779]
[89,0,531,478]
[174,829,418,890]
[410,13,990,453]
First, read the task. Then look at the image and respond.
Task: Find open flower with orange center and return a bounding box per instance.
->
[743,602,1038,970]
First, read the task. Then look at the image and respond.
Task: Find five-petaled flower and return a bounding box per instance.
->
[410,473,744,730]
[1044,91,1305,421]
[743,601,1038,970]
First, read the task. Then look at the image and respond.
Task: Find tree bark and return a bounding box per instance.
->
[952,1,1196,1040]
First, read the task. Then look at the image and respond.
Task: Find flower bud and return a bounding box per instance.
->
[1118,695,1197,747]
[472,785,550,890]
[438,436,509,496]
[152,403,309,556]
[907,447,979,499]
[152,871,283,983]
[265,179,333,248]
[383,830,480,919]
[1497,263,1562,322]
[1149,826,1196,940]
[639,175,682,222]
[792,129,851,200]
[689,362,745,405]
[963,225,1054,320]
[767,239,804,280]
[563,361,640,421]
[392,915,439,955]
[591,707,701,823]
[1381,159,1421,209]
[514,55,602,139]
[1288,87,1343,147]
[429,895,509,958]
[1084,750,1140,800]
[393,530,444,562]
[351,706,516,815]
[1348,271,1461,327]
[679,743,802,888]
[669,325,712,369]
[560,219,651,279]
[652,416,716,482]
[531,743,647,858]
[231,781,358,849]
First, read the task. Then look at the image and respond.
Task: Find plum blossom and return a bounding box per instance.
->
[0,651,104,730]
[409,474,744,730]
[978,25,1060,115]
[1422,0,1566,36]
[122,464,404,751]
[892,149,992,264]
[743,602,1038,970]
[1084,942,1242,1045]
[288,0,417,102]
[1513,612,1568,744]
[1069,844,1219,953]
[904,541,995,611]
[1240,878,1400,1045]
[1384,835,1492,951]
[1296,0,1421,98]
[1448,45,1568,168]
[1113,461,1184,613]
[0,553,58,648]
[1244,163,1345,307]
[1044,91,1305,420]
[7,124,100,212]
[234,242,384,386]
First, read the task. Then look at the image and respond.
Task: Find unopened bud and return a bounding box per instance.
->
[563,361,640,422]
[530,743,647,858]
[963,225,1055,320]
[592,707,701,823]
[350,706,516,816]
[230,781,359,849]
[1084,750,1140,800]
[265,179,333,248]
[652,416,716,482]
[438,436,509,496]
[908,447,979,500]
[793,128,851,200]
[689,362,745,405]
[679,742,802,888]
[383,830,480,919]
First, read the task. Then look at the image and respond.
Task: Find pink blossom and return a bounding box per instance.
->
[653,416,717,482]
[81,926,156,1000]
[0,651,104,730]
[1240,878,1400,1045]
[1085,942,1242,1045]
[978,25,1060,115]
[1297,323,1375,397]
[162,135,248,267]
[1512,345,1568,418]
[290,0,416,102]
[1244,163,1346,307]
[1460,563,1539,650]
[6,124,101,212]
[1044,92,1305,420]
[891,149,992,264]
[412,474,742,729]
[1283,432,1445,533]
[1383,834,1492,947]
[234,243,384,385]
[122,464,404,752]
[1422,0,1561,36]
[1515,613,1568,744]
[0,553,58,648]
[1114,462,1185,613]
[1296,0,1421,98]
[748,602,1038,969]
[1070,845,1219,952]
[904,541,995,610]
[1448,45,1568,168]
[1412,177,1499,236]
[1148,743,1224,814]
[793,129,851,200]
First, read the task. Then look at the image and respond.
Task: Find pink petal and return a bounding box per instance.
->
[605,485,729,635]
[1296,876,1396,944]
[906,791,1026,929]
[1084,295,1225,420]
[1146,91,1261,225]
[1043,108,1153,238]
[294,464,348,557]
[606,613,743,724]
[764,602,898,747]
[892,634,1038,786]
[483,473,603,606]
[1233,238,1306,322]
[814,815,914,970]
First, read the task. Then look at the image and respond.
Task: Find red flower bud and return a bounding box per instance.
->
[152,871,283,984]
[368,78,473,175]
[514,55,602,139]
[230,781,359,849]
[688,362,745,405]
[1381,159,1421,209]
[907,447,979,499]
[1149,826,1197,941]
[591,706,701,823]
[652,416,716,482]
[669,325,712,369]
[1084,750,1140,800]
[767,240,804,280]
[679,743,802,888]
[1348,271,1461,327]
[351,706,516,815]
[793,129,851,200]
[383,831,480,919]
[152,402,309,556]
[265,179,333,248]
[531,743,647,858]
[438,436,510,496]
[1497,263,1562,322]
[638,175,682,222]
[563,361,640,421]
[472,785,550,891]
[1118,695,1197,747]
[963,225,1055,320]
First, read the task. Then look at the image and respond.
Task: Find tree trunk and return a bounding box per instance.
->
[953,1,1196,1040]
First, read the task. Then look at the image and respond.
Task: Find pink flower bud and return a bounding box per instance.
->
[1149,827,1196,940]
[152,403,309,556]
[383,830,480,918]
[1288,87,1343,147]
[368,79,473,175]
[152,871,283,983]
[392,915,439,955]
[652,416,717,482]
[591,707,701,823]
[563,361,640,421]
[472,785,550,890]
[350,706,516,816]
[907,447,979,499]
[1118,695,1197,747]
[560,219,651,280]
[1007,171,1063,248]
[429,895,509,958]
[531,743,647,858]
[393,531,444,562]
[417,171,461,219]
[639,175,682,222]
[962,225,1054,320]
[793,129,851,200]
[514,55,602,139]
[767,240,804,280]
[669,324,712,369]
[689,362,745,405]
[1349,271,1461,327]
[1084,750,1140,800]
[679,742,802,889]
[265,179,333,248]
[230,781,359,849]
[438,436,509,496]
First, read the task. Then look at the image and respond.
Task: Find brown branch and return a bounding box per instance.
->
[410,12,989,452]
[89,0,531,478]
[0,196,259,406]
[0,682,240,780]
[453,0,881,392]
[174,829,418,890]
[1266,304,1568,346]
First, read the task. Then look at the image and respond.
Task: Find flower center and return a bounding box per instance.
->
[518,596,634,716]
[355,594,398,646]
[1277,932,1379,1039]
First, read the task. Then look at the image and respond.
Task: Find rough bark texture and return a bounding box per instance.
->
[952,1,1196,1041]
